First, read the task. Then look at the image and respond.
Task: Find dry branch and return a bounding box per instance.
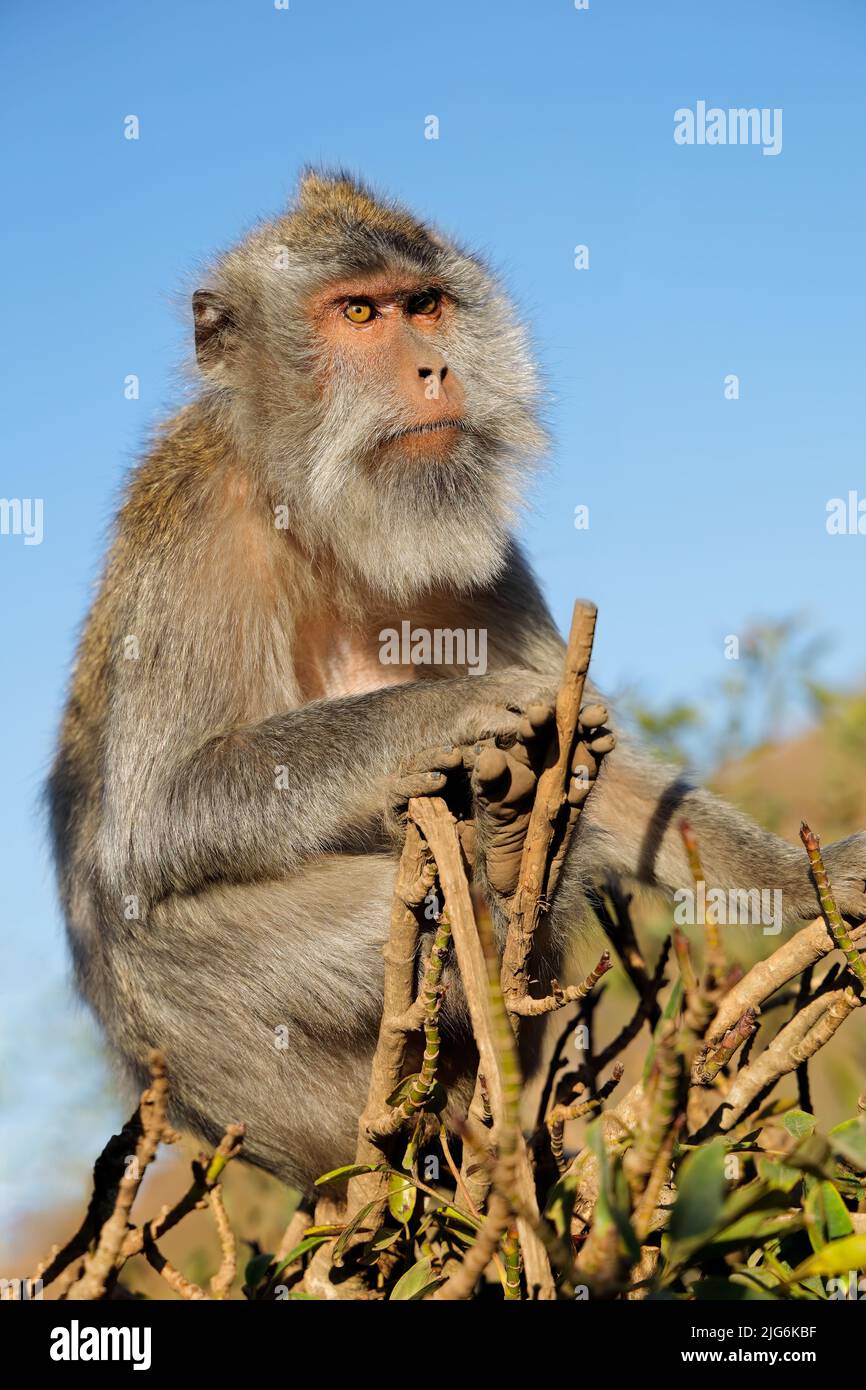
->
[411,796,556,1299]
[709,917,866,1041]
[344,821,434,1220]
[714,988,862,1132]
[501,601,598,1012]
[509,951,612,1017]
[65,1051,170,1300]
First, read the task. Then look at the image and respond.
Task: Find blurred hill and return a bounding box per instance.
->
[712,692,866,845]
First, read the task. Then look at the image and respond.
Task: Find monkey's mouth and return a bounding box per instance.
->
[384,418,470,441]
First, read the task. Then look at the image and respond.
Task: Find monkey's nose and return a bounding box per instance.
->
[418,365,449,381]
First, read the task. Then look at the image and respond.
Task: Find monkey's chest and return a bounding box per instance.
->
[296,626,417,701]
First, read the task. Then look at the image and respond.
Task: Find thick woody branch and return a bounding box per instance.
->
[501,601,598,1011]
[713,988,862,1133]
[345,822,434,1217]
[709,916,866,1042]
[410,796,556,1300]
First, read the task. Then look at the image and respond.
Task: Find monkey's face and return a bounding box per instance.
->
[193,173,547,600]
[309,274,468,470]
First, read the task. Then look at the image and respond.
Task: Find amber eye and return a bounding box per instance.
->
[407,289,441,316]
[344,300,375,324]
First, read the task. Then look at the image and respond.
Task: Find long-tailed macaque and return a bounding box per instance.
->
[48,171,866,1191]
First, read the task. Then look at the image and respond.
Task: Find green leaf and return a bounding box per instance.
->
[666,1184,800,1267]
[271,1234,330,1273]
[586,1121,639,1261]
[642,978,684,1083]
[787,1235,866,1284]
[786,1133,833,1179]
[704,1210,802,1253]
[784,1110,817,1140]
[756,1156,801,1193]
[370,1226,403,1253]
[829,1118,866,1173]
[389,1257,444,1301]
[669,1141,727,1245]
[804,1181,854,1253]
[388,1171,417,1226]
[244,1252,275,1288]
[331,1201,379,1265]
[315,1162,384,1185]
[544,1172,577,1240]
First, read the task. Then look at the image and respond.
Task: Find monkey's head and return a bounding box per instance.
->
[192,170,546,599]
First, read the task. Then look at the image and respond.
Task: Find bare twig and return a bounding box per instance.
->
[66,1051,170,1300]
[207,1186,237,1298]
[119,1122,245,1263]
[345,821,433,1221]
[509,952,611,1017]
[367,910,452,1138]
[143,1230,208,1300]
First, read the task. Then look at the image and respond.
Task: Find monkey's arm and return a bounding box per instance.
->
[564,741,866,921]
[103,669,554,902]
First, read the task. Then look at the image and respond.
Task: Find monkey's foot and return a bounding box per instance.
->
[471,702,553,899]
[473,702,616,901]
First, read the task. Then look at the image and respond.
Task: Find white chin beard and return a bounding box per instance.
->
[348,515,508,601]
[301,430,521,600]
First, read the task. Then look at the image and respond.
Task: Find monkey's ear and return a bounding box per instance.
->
[192,289,237,377]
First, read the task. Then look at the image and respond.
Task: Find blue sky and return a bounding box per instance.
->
[1,0,864,1234]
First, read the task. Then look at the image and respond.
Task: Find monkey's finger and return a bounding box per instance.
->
[401,745,463,775]
[586,731,616,756]
[501,757,537,806]
[525,701,555,732]
[461,739,488,771]
[571,743,599,780]
[388,768,450,812]
[474,746,509,788]
[567,772,593,806]
[383,768,452,841]
[504,735,533,771]
[473,747,536,813]
[516,700,554,740]
[578,703,608,733]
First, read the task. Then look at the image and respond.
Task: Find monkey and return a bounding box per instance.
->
[48,170,866,1195]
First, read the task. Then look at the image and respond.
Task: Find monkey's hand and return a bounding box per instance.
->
[448,669,559,749]
[818,833,866,921]
[383,744,466,845]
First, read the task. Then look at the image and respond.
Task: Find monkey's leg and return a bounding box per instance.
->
[558,742,866,925]
[98,853,479,1195]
